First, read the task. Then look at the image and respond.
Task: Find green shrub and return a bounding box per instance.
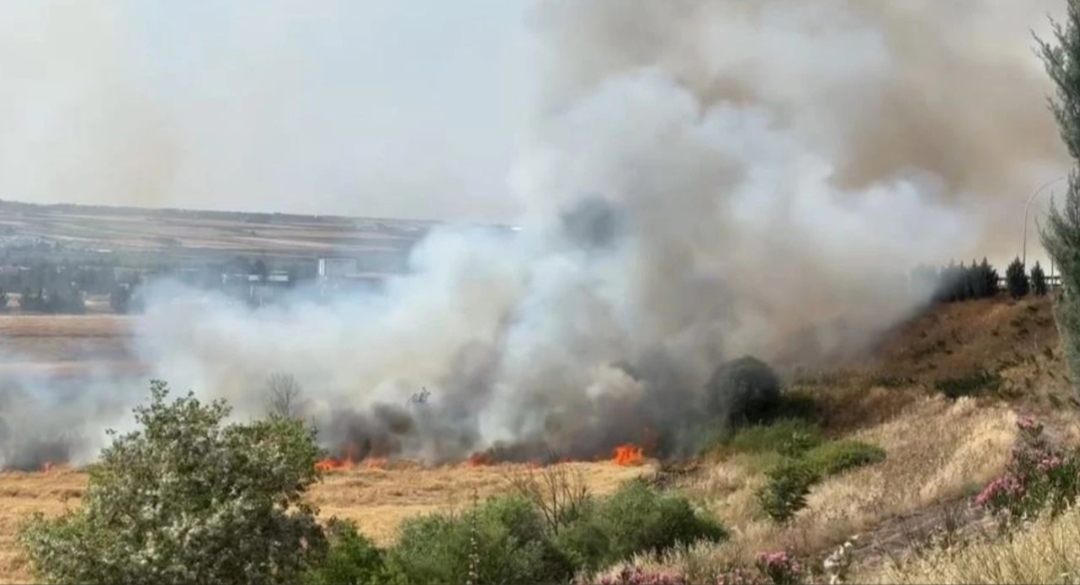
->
[934,370,1003,399]
[725,419,823,457]
[587,479,728,566]
[705,356,783,428]
[804,440,886,477]
[755,459,821,523]
[305,519,388,585]
[18,380,327,585]
[772,391,823,422]
[384,495,574,585]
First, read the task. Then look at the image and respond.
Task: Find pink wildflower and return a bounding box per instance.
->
[1017,415,1037,431]
[594,564,686,585]
[1038,455,1064,473]
[975,475,1025,507]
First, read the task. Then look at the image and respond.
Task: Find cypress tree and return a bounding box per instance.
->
[1037,4,1080,391]
[1032,261,1049,296]
[1006,257,1030,299]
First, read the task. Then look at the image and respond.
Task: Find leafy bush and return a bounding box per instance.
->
[975,415,1080,533]
[753,434,886,523]
[934,370,1003,399]
[1032,261,1049,296]
[705,356,782,428]
[755,459,821,523]
[725,419,823,457]
[305,519,388,585]
[384,495,575,585]
[1006,257,1030,299]
[18,380,327,585]
[584,479,728,567]
[803,440,886,477]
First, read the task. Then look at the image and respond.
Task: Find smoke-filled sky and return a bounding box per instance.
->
[2,0,1079,468]
[0,1,1073,236]
[0,0,534,220]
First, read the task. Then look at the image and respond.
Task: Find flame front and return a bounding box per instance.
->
[612,444,645,466]
[466,451,495,467]
[315,443,395,472]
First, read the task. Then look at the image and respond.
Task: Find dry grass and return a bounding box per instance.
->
[0,461,652,583]
[650,395,1017,581]
[0,315,134,338]
[863,507,1080,584]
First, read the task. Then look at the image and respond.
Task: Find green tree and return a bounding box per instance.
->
[18,380,328,584]
[1032,261,1049,296]
[1038,4,1080,392]
[110,284,132,314]
[980,258,1000,298]
[1006,257,1030,299]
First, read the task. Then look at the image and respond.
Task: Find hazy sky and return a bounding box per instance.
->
[0,0,536,220]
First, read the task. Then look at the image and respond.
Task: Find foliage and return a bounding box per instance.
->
[803,440,886,477]
[304,519,388,585]
[1038,2,1080,397]
[746,421,887,523]
[382,476,726,584]
[705,356,783,429]
[18,286,86,314]
[383,495,575,585]
[582,479,728,567]
[1006,257,1030,299]
[914,259,1001,304]
[1031,261,1049,297]
[934,370,1003,399]
[975,415,1080,533]
[18,380,327,585]
[723,419,823,458]
[755,459,820,523]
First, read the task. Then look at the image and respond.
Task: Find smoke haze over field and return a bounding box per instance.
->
[0,0,1077,466]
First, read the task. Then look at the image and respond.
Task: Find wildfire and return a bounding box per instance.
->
[612,444,645,466]
[465,451,496,467]
[315,457,354,471]
[313,444,393,472]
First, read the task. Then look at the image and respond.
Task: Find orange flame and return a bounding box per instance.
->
[612,444,645,466]
[466,452,495,467]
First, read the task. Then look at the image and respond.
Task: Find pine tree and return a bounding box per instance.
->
[1037,4,1080,391]
[1032,261,1049,296]
[1006,257,1030,299]
[981,258,1000,298]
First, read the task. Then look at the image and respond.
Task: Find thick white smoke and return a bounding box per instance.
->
[1,0,1075,466]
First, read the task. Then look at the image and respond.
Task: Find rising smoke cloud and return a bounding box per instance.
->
[0,0,1074,468]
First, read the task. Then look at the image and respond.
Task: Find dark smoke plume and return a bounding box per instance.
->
[1,0,1075,468]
